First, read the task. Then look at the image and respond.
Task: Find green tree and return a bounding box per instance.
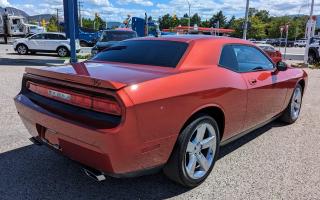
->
[94,13,106,30]
[248,8,258,17]
[47,16,58,32]
[82,18,94,29]
[210,11,227,28]
[201,20,211,28]
[255,10,270,22]
[247,15,267,39]
[158,14,179,29]
[190,13,201,26]
[225,15,236,29]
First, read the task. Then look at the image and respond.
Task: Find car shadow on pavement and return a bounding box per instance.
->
[6,52,60,57]
[0,121,285,200]
[218,121,285,159]
[0,58,65,66]
[0,145,188,200]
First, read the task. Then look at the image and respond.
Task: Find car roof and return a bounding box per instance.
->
[131,35,251,44]
[36,32,65,35]
[103,29,136,33]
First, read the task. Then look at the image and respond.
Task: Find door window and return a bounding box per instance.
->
[233,45,274,72]
[30,34,45,40]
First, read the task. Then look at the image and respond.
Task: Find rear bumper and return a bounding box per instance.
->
[14,93,169,176]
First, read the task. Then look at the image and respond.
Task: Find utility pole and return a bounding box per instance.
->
[78,0,83,27]
[243,0,249,40]
[186,0,191,34]
[304,0,315,64]
[56,8,62,32]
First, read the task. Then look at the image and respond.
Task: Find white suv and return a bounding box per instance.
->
[13,32,80,57]
[294,40,306,47]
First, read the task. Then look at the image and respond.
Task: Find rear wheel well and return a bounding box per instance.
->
[56,46,69,52]
[181,107,225,141]
[298,79,305,95]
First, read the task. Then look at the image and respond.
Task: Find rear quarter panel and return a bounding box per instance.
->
[123,66,247,145]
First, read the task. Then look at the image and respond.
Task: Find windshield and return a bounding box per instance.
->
[92,40,188,68]
[100,31,137,42]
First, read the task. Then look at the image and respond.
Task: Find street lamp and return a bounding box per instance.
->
[243,0,249,40]
[186,0,191,34]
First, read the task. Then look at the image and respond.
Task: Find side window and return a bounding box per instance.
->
[219,45,239,71]
[233,45,274,72]
[30,34,45,40]
[58,34,67,40]
[45,34,59,40]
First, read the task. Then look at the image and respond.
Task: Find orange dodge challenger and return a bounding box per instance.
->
[14,36,307,187]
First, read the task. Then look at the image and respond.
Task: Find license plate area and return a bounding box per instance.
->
[37,124,61,150]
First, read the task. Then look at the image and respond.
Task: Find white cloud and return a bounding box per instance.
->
[0,0,11,7]
[118,0,153,7]
[151,0,315,20]
[88,0,112,7]
[5,0,319,24]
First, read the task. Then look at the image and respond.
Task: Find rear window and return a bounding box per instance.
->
[100,31,137,42]
[92,40,188,68]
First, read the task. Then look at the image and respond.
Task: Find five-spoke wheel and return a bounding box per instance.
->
[164,115,220,187]
[280,84,303,123]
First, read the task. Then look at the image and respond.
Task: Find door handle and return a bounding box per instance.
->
[249,79,257,85]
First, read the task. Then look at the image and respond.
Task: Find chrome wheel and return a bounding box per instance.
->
[17,45,27,55]
[291,87,302,120]
[185,123,217,179]
[57,47,68,57]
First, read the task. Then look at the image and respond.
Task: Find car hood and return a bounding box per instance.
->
[25,61,173,90]
[14,38,28,43]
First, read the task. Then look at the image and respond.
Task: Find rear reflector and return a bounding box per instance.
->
[27,81,122,116]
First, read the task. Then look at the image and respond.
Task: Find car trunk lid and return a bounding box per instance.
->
[25,61,172,90]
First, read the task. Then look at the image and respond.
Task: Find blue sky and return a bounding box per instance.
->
[0,0,317,22]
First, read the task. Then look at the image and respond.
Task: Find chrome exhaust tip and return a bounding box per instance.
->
[29,137,42,146]
[83,167,106,182]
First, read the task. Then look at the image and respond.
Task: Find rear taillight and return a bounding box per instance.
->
[27,81,122,116]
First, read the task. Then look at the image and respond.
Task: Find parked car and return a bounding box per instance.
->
[248,38,257,43]
[13,32,80,57]
[27,25,45,34]
[91,29,137,56]
[256,43,282,64]
[78,27,101,47]
[307,40,320,64]
[271,38,294,47]
[294,39,307,47]
[14,36,307,187]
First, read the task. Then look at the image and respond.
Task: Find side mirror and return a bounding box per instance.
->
[276,61,287,71]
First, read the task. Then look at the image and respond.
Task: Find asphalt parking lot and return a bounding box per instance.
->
[0,47,320,200]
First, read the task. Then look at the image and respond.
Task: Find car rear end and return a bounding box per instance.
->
[14,38,194,178]
[14,67,148,176]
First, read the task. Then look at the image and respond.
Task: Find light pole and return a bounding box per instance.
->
[243,0,249,40]
[304,0,315,64]
[186,0,191,34]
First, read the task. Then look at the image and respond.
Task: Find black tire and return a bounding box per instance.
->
[80,41,89,47]
[16,44,28,55]
[163,115,220,188]
[280,84,303,124]
[308,51,318,64]
[57,46,69,57]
